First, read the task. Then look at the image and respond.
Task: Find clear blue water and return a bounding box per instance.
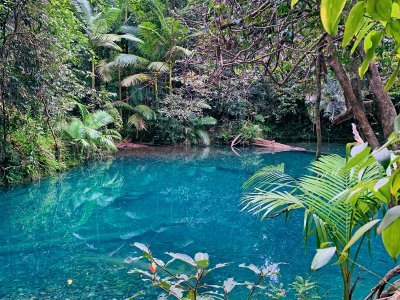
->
[0,147,395,299]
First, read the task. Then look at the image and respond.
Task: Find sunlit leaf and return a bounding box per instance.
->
[311,247,336,270]
[342,2,365,48]
[342,219,380,253]
[320,0,346,36]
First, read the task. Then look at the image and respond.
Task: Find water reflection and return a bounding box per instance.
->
[0,148,389,299]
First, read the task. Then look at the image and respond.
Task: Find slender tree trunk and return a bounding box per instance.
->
[91,58,95,93]
[367,62,397,140]
[327,45,379,149]
[118,66,122,102]
[315,50,324,158]
[169,61,173,94]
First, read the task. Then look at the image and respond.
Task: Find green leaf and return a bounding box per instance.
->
[373,177,391,203]
[378,205,400,234]
[359,30,384,78]
[366,0,392,21]
[393,3,400,18]
[320,0,346,35]
[311,247,337,270]
[395,114,400,138]
[342,219,380,253]
[194,252,209,268]
[373,148,391,170]
[382,218,400,261]
[291,0,299,9]
[385,61,400,91]
[351,22,375,54]
[342,2,366,48]
[386,21,400,44]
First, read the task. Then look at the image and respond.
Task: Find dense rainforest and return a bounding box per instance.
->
[2,0,399,185]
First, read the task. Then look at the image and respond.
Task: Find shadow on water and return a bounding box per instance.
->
[0,146,395,299]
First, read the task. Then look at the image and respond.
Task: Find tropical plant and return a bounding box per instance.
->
[73,0,141,91]
[242,148,386,299]
[186,116,217,146]
[128,242,319,299]
[60,103,121,156]
[112,101,156,138]
[242,112,400,299]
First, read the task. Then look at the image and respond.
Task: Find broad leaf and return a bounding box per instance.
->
[165,252,196,266]
[291,0,299,9]
[366,0,392,21]
[378,205,400,234]
[382,218,400,261]
[342,219,380,253]
[395,114,400,138]
[385,62,400,91]
[194,252,210,268]
[342,2,366,48]
[311,247,336,270]
[359,30,384,78]
[373,148,391,170]
[320,0,346,36]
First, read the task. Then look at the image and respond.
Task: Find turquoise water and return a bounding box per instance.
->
[0,147,395,299]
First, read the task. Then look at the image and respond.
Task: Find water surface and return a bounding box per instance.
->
[0,147,394,299]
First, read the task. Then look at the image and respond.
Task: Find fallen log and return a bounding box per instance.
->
[251,138,306,152]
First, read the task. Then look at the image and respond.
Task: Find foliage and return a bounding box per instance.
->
[242,115,400,299]
[128,242,321,299]
[60,103,121,156]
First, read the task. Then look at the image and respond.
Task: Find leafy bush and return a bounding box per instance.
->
[128,243,322,299]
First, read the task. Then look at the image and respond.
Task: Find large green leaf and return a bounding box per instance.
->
[320,0,346,36]
[378,205,400,234]
[311,247,337,270]
[382,218,400,261]
[359,30,384,78]
[351,22,375,54]
[342,2,366,48]
[385,61,400,91]
[342,219,380,253]
[291,0,299,9]
[366,0,392,21]
[393,2,400,18]
[395,114,400,138]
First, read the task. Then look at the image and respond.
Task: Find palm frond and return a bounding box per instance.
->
[112,54,149,67]
[128,114,147,131]
[196,129,211,146]
[148,61,169,73]
[134,104,156,120]
[121,73,151,87]
[96,59,115,83]
[73,0,93,26]
[89,110,114,129]
[197,116,217,126]
[112,101,134,111]
[120,33,143,44]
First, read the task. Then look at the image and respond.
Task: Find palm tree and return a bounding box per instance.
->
[60,103,121,156]
[73,0,141,92]
[186,116,217,146]
[112,101,156,139]
[242,152,385,300]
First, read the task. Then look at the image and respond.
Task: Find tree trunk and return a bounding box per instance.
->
[118,66,122,102]
[315,51,324,158]
[367,62,397,140]
[91,59,95,93]
[327,48,379,149]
